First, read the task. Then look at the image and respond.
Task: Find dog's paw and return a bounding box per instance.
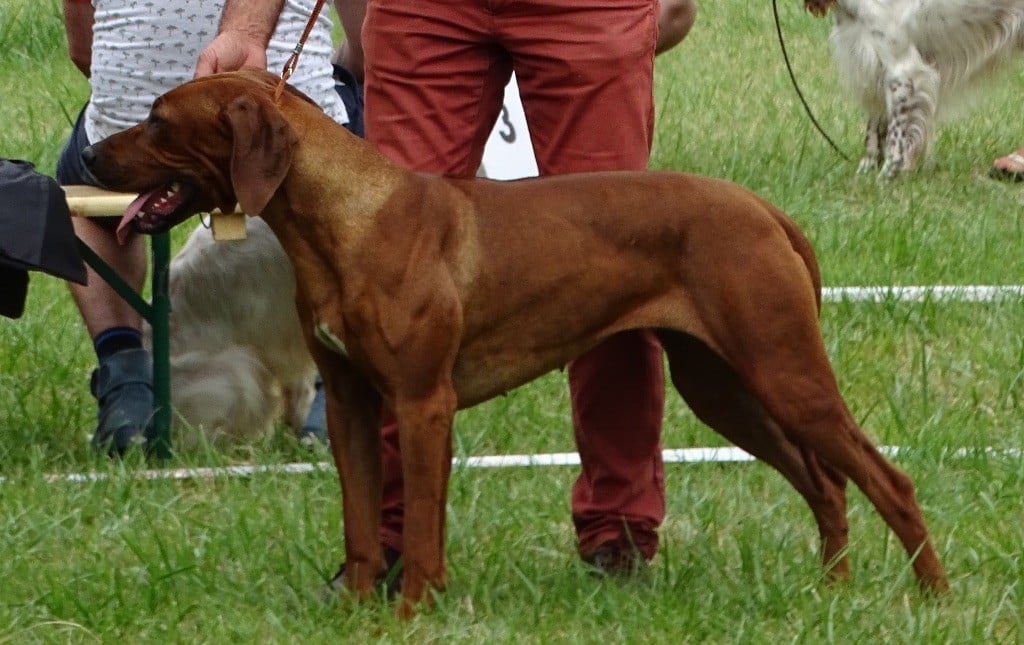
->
[856,156,878,175]
[878,160,901,181]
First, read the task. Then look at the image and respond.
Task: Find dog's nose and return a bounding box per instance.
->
[80,145,96,168]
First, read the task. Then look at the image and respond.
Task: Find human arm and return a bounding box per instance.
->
[62,0,94,78]
[331,0,367,82]
[655,0,696,56]
[194,0,286,77]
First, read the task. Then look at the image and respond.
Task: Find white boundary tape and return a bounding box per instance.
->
[3,284,1022,486]
[3,446,1021,486]
[822,285,1024,303]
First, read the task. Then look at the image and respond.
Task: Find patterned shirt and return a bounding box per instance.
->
[85,0,347,143]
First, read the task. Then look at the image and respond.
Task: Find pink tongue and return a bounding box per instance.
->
[116,189,159,245]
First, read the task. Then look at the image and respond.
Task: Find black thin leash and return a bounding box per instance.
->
[771,0,851,161]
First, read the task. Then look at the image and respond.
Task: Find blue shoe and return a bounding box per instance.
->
[89,347,154,455]
[299,375,328,447]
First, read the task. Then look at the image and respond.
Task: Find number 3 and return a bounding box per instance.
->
[498,105,516,143]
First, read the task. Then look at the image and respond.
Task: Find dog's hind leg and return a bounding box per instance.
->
[678,229,947,590]
[659,331,852,580]
[715,326,947,591]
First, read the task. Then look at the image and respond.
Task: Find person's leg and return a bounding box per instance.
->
[507,0,666,568]
[569,331,665,564]
[68,219,147,338]
[57,106,153,455]
[361,0,511,550]
[504,0,657,175]
[363,0,510,176]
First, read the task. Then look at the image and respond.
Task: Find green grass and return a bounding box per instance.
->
[2,0,1023,640]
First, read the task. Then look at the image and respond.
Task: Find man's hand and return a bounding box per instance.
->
[194,0,286,77]
[195,31,269,77]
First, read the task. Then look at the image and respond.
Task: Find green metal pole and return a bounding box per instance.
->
[75,239,152,320]
[149,232,172,460]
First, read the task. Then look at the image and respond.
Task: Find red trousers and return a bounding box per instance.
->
[363,0,666,559]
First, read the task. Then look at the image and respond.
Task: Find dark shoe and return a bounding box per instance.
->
[89,347,154,456]
[324,546,403,600]
[299,375,328,448]
[583,539,649,578]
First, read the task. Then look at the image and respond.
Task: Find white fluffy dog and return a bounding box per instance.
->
[154,217,315,448]
[806,0,1024,177]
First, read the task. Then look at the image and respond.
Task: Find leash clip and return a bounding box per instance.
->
[274,0,327,103]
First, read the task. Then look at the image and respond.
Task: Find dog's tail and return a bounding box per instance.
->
[768,203,823,314]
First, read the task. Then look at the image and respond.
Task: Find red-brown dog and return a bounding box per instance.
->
[82,68,948,618]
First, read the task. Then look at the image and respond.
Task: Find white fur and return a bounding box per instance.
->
[151,217,315,448]
[826,0,1024,177]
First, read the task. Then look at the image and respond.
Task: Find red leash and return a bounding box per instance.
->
[274,0,329,102]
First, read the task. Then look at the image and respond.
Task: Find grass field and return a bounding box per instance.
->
[1,0,1023,641]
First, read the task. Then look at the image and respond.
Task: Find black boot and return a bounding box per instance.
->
[89,347,154,455]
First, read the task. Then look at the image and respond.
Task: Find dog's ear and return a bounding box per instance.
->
[222,94,298,215]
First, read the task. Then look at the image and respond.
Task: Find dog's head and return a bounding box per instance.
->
[83,67,306,242]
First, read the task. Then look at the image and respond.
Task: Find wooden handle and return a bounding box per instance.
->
[62,185,137,217]
[62,185,247,240]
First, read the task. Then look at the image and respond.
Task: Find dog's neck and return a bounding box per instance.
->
[275,99,403,246]
[253,98,414,316]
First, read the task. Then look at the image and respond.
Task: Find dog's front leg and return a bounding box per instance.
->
[880,53,938,179]
[320,362,387,600]
[393,384,458,619]
[857,115,886,174]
